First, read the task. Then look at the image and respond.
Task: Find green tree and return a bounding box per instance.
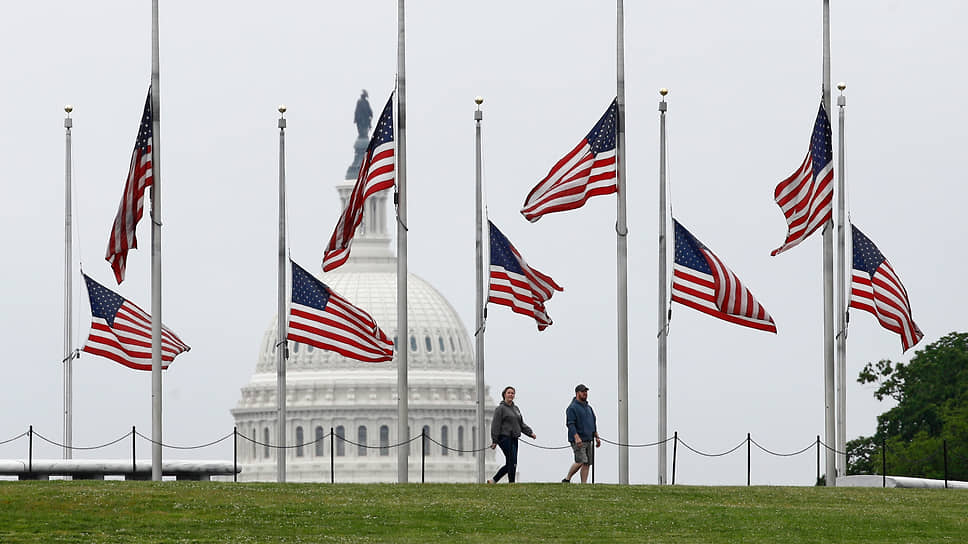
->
[846,332,968,480]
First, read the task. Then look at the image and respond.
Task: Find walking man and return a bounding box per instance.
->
[562,384,600,483]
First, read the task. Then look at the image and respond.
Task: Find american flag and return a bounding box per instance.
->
[672,219,776,333]
[488,221,563,331]
[771,102,833,256]
[520,99,618,222]
[81,274,190,371]
[288,260,394,362]
[106,89,153,284]
[323,94,395,271]
[850,224,923,352]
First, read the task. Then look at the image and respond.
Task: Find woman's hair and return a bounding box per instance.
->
[501,386,515,401]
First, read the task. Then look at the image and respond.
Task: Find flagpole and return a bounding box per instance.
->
[63,105,74,460]
[821,0,837,486]
[615,0,630,486]
[656,89,668,485]
[473,97,486,483]
[835,82,848,478]
[150,0,164,482]
[276,105,288,483]
[396,0,410,484]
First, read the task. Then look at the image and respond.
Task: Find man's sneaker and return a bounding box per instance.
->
[560,478,570,483]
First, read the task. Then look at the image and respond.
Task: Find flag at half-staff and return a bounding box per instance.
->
[771,101,834,256]
[81,274,190,371]
[288,260,394,362]
[520,99,618,222]
[105,89,154,284]
[672,219,777,333]
[323,94,395,271]
[487,220,563,330]
[849,224,923,352]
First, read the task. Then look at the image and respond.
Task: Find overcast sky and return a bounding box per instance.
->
[1,1,965,485]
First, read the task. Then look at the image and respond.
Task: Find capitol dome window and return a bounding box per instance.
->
[315,426,325,457]
[379,425,390,456]
[358,426,367,456]
[439,337,446,352]
[409,336,417,352]
[440,425,449,456]
[425,336,433,352]
[295,426,305,457]
[335,426,346,456]
[307,344,313,352]
[251,427,257,459]
[450,336,456,351]
[457,426,464,456]
[292,342,299,354]
[263,427,271,459]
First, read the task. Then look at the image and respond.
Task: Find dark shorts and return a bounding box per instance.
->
[572,440,594,465]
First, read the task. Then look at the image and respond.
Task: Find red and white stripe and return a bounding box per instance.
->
[521,141,616,222]
[288,291,394,363]
[673,250,776,333]
[770,152,833,256]
[488,248,562,331]
[83,301,190,371]
[851,262,923,352]
[105,143,152,284]
[322,140,394,271]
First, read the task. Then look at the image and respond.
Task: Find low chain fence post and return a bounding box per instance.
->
[132,426,137,473]
[747,433,751,486]
[330,427,335,484]
[28,425,33,473]
[421,428,426,484]
[672,431,678,485]
[943,440,948,489]
[882,439,887,488]
[816,435,820,484]
[233,426,238,483]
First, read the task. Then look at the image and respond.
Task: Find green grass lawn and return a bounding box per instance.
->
[0,482,965,543]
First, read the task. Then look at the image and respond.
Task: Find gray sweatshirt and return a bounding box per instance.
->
[490,401,534,443]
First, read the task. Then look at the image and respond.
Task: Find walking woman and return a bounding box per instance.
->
[488,386,536,483]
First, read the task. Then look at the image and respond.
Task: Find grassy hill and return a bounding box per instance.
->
[1,481,965,543]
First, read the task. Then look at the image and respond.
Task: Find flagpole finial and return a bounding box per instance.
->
[837,82,846,92]
[64,104,73,115]
[278,104,287,115]
[659,88,668,97]
[474,96,483,107]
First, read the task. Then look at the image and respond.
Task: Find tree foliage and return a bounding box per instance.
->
[847,332,968,480]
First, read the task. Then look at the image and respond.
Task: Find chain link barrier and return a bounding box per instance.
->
[32,429,130,451]
[677,436,748,458]
[134,430,234,450]
[0,431,27,446]
[751,437,821,457]
[424,435,492,455]
[3,425,964,484]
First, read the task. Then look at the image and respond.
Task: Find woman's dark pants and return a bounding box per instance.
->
[492,435,518,483]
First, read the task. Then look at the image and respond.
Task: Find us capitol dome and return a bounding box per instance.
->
[231,93,497,482]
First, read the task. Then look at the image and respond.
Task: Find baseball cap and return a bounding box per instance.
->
[575,384,589,392]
